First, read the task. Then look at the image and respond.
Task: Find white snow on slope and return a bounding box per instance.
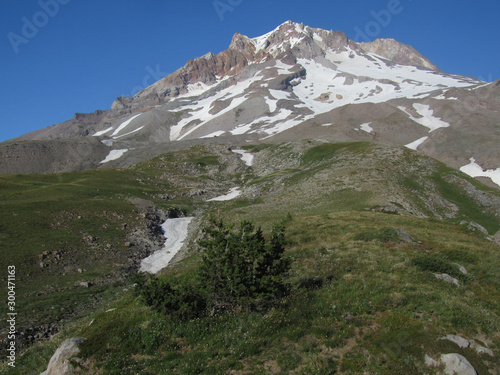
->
[201,131,226,138]
[101,140,113,146]
[460,158,500,186]
[113,126,144,139]
[405,136,428,150]
[398,104,450,132]
[170,74,265,141]
[251,22,307,57]
[140,217,194,274]
[111,114,142,136]
[167,40,479,142]
[360,123,373,133]
[232,149,254,166]
[208,187,242,201]
[93,126,113,137]
[100,149,129,164]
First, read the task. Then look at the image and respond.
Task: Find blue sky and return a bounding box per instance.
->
[1,0,499,142]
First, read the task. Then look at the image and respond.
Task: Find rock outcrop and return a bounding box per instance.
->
[41,337,85,375]
[359,38,440,71]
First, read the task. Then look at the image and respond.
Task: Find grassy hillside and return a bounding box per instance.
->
[1,141,499,374]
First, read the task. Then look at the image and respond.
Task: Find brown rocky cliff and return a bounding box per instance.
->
[359,38,440,71]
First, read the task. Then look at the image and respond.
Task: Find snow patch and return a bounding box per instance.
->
[111,114,142,136]
[360,123,373,133]
[398,104,449,132]
[460,158,500,186]
[113,126,144,139]
[232,149,254,166]
[405,136,428,150]
[208,187,242,201]
[100,149,129,164]
[93,126,113,137]
[433,92,458,100]
[201,131,226,138]
[101,140,114,147]
[140,217,194,274]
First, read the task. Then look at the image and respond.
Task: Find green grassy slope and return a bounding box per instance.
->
[1,141,499,374]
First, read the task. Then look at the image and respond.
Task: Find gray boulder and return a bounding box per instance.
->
[41,337,85,375]
[441,334,470,348]
[452,263,468,274]
[440,353,477,375]
[391,227,416,243]
[434,273,460,286]
[468,221,488,235]
[471,341,494,357]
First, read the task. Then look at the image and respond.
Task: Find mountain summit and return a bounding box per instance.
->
[2,21,499,188]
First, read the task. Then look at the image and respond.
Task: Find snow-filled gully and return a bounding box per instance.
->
[139,149,254,273]
[140,217,194,274]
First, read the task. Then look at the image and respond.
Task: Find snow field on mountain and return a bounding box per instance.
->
[170,73,265,141]
[111,114,142,137]
[460,158,500,186]
[140,217,194,274]
[166,27,481,143]
[100,149,129,164]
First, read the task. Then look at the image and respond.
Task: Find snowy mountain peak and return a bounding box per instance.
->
[13,21,499,189]
[245,21,350,59]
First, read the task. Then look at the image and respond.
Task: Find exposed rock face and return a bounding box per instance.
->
[41,337,85,375]
[359,38,440,71]
[134,48,249,104]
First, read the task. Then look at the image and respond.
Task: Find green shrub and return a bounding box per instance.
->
[443,249,479,264]
[198,217,291,312]
[137,216,291,319]
[138,275,206,320]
